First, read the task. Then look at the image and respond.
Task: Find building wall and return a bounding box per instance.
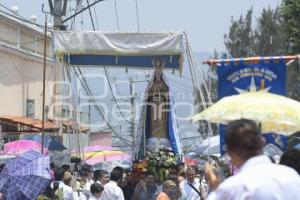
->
[0,13,54,120]
[0,48,54,119]
[0,14,52,57]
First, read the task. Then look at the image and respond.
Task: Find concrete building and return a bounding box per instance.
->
[0,8,55,142]
[0,10,53,119]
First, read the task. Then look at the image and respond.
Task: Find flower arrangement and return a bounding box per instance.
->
[146,149,177,167]
[133,160,148,173]
[145,148,179,182]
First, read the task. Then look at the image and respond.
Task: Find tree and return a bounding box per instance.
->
[224,8,254,57]
[254,6,287,56]
[224,6,288,57]
[281,0,300,54]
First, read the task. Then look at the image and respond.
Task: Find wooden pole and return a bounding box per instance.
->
[203,55,298,66]
[41,15,48,154]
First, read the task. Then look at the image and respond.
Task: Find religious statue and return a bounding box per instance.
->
[146,57,169,140]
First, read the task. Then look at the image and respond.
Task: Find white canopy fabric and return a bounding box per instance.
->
[53,31,184,55]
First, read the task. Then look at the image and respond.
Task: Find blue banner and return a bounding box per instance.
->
[217,58,288,155]
[64,54,182,69]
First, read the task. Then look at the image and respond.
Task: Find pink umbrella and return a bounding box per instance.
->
[4,140,48,155]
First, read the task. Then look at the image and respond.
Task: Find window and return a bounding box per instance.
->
[62,106,70,118]
[26,99,35,118]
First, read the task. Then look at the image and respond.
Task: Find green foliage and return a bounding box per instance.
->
[281,0,300,54]
[224,8,255,57]
[223,6,289,57]
[254,6,287,56]
[146,149,179,182]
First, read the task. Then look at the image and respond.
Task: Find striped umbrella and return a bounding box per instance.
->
[72,150,131,166]
[71,145,115,154]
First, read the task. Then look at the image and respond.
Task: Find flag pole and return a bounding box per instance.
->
[41,14,48,154]
[203,55,298,66]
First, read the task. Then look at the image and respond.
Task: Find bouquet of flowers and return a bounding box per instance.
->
[145,148,179,182]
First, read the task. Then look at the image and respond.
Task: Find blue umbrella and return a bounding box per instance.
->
[23,134,66,151]
[0,150,51,200]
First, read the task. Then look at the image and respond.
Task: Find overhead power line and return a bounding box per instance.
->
[103,68,132,124]
[0,3,28,21]
[73,66,132,145]
[113,0,120,30]
[134,0,140,31]
[86,0,96,30]
[62,0,105,23]
[93,1,100,30]
[85,2,131,124]
[0,9,47,30]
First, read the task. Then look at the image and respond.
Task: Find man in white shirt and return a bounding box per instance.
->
[94,170,110,186]
[205,119,300,200]
[58,171,80,200]
[179,167,203,200]
[100,168,125,200]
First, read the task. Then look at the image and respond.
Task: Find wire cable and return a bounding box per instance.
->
[93,0,100,30]
[70,0,83,30]
[8,54,44,79]
[0,3,28,21]
[86,0,96,30]
[73,66,132,144]
[103,68,132,124]
[0,9,49,30]
[134,0,140,31]
[113,0,120,30]
[85,2,131,124]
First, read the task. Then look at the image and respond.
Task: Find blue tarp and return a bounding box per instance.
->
[23,134,66,151]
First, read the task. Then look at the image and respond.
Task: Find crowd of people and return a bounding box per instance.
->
[35,119,300,200]
[37,162,209,200]
[1,119,300,200]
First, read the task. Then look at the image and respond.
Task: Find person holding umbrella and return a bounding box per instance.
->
[205,119,300,200]
[0,150,52,200]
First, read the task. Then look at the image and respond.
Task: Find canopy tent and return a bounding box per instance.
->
[53,31,184,72]
[52,31,210,160]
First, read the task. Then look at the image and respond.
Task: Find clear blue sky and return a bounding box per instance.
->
[2,0,280,53]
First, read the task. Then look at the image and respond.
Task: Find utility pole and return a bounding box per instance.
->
[88,99,91,130]
[129,78,136,150]
[48,0,67,30]
[49,0,105,29]
[41,14,48,154]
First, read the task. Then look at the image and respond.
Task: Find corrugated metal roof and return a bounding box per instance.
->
[0,115,59,130]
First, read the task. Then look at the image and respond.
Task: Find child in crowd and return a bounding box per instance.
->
[89,183,104,200]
